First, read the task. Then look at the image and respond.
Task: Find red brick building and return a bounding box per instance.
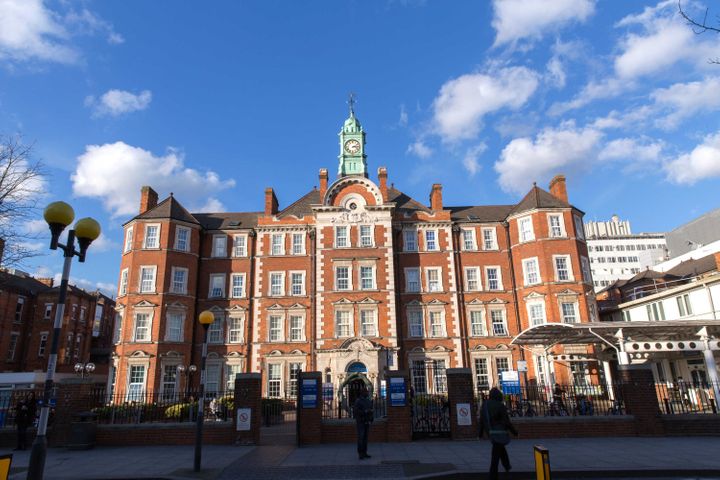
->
[112,110,596,399]
[0,270,115,387]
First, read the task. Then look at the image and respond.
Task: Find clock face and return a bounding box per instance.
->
[344,139,361,155]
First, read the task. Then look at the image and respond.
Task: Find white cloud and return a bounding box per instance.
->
[598,138,663,168]
[650,77,720,129]
[463,143,487,176]
[0,0,123,65]
[432,66,539,141]
[406,141,433,159]
[614,21,693,79]
[71,141,235,218]
[23,219,48,235]
[549,78,627,116]
[89,232,119,253]
[492,0,594,47]
[196,197,225,213]
[494,122,602,194]
[85,89,152,117]
[665,132,720,184]
[50,273,116,296]
[545,56,566,89]
[398,105,408,127]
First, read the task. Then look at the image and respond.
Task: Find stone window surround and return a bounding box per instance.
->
[552,254,574,282]
[547,213,566,238]
[174,226,191,252]
[143,223,161,249]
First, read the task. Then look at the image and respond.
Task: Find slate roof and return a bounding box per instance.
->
[448,205,515,223]
[509,185,574,216]
[192,212,261,230]
[387,187,431,214]
[665,254,718,278]
[0,270,51,295]
[277,190,321,219]
[134,195,199,225]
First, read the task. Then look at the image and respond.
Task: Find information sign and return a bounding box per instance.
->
[500,370,521,394]
[456,403,472,426]
[517,360,528,372]
[236,408,251,431]
[302,379,318,408]
[389,377,406,407]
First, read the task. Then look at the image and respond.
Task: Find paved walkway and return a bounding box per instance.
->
[4,437,720,479]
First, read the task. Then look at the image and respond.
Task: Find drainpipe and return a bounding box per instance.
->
[504,221,527,370]
[309,228,317,371]
[245,230,257,373]
[451,225,470,368]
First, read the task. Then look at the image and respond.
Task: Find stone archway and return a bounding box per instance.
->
[338,363,374,414]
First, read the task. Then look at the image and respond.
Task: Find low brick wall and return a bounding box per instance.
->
[513,415,637,438]
[95,421,236,446]
[662,414,720,436]
[321,419,387,443]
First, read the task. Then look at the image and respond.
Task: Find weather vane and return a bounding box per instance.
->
[348,92,357,115]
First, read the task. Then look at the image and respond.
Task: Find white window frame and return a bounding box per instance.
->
[38,331,49,357]
[676,294,692,317]
[43,304,53,320]
[165,311,184,342]
[527,299,547,326]
[428,309,446,338]
[119,268,129,296]
[289,271,305,296]
[228,316,244,343]
[469,309,486,337]
[124,227,134,253]
[170,267,188,294]
[360,309,377,337]
[143,224,160,249]
[289,313,305,341]
[425,229,439,251]
[485,266,503,291]
[359,225,374,248]
[581,256,592,284]
[209,273,226,298]
[490,308,509,336]
[426,267,443,292]
[268,314,284,342]
[208,315,224,344]
[359,264,376,290]
[175,226,191,251]
[269,272,285,297]
[212,234,227,258]
[233,234,248,257]
[267,363,282,398]
[464,266,481,291]
[291,232,305,255]
[230,273,246,298]
[408,309,424,337]
[518,216,534,242]
[560,300,579,324]
[335,226,349,248]
[335,265,352,291]
[553,255,573,282]
[335,309,353,337]
[270,233,285,256]
[133,311,153,342]
[404,229,418,252]
[462,228,477,251]
[481,227,497,250]
[547,214,565,238]
[522,258,540,286]
[405,268,420,293]
[139,266,157,293]
[127,365,147,400]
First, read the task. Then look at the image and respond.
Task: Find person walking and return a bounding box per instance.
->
[14,393,34,450]
[352,386,373,460]
[479,387,518,480]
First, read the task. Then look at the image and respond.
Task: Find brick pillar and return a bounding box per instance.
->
[619,365,664,436]
[385,370,412,442]
[446,368,478,440]
[297,371,322,445]
[234,373,262,445]
[49,379,98,446]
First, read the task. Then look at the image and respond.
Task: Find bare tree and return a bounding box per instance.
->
[679,1,720,63]
[0,135,47,268]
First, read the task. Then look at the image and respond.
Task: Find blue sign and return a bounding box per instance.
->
[301,379,318,408]
[347,362,367,373]
[500,371,521,395]
[389,377,406,407]
[380,380,387,399]
[322,383,334,400]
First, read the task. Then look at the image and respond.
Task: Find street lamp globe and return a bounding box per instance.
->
[44,201,75,249]
[198,310,214,326]
[86,362,96,373]
[74,363,84,374]
[74,217,102,262]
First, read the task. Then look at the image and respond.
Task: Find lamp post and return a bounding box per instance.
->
[74,362,96,379]
[194,310,214,472]
[27,202,101,480]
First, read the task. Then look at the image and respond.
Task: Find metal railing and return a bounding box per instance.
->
[261,397,297,426]
[0,388,44,428]
[90,390,235,424]
[656,382,718,414]
[476,383,624,417]
[322,395,386,420]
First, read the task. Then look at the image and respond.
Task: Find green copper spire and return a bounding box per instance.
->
[338,93,367,177]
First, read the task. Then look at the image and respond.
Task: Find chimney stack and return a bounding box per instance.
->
[319,169,328,200]
[430,184,443,211]
[265,187,279,216]
[37,277,54,287]
[140,186,159,214]
[714,252,720,273]
[378,167,388,202]
[549,174,568,203]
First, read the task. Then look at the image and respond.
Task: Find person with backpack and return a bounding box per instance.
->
[352,386,373,460]
[479,387,518,480]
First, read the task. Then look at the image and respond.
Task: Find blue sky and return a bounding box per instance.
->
[2,0,720,295]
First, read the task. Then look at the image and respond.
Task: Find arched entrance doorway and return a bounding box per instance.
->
[338,362,373,415]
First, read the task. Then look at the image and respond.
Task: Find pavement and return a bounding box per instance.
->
[3,437,720,480]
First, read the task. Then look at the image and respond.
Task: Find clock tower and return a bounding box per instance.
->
[338,96,368,178]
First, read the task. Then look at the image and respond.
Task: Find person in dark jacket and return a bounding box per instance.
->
[479,387,518,480]
[14,393,35,450]
[352,386,373,460]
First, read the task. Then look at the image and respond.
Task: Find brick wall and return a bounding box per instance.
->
[234,373,260,445]
[321,419,387,443]
[619,365,665,435]
[95,421,236,446]
[446,368,478,440]
[297,372,322,445]
[385,371,412,442]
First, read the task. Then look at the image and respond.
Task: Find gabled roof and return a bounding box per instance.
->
[277,189,321,219]
[134,195,200,225]
[665,254,718,278]
[624,268,678,285]
[387,187,431,214]
[509,185,574,216]
[192,212,260,230]
[448,205,514,223]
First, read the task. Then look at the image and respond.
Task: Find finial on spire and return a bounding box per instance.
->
[348,92,357,116]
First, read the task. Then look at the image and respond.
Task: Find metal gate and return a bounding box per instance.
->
[411,363,450,439]
[260,384,297,445]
